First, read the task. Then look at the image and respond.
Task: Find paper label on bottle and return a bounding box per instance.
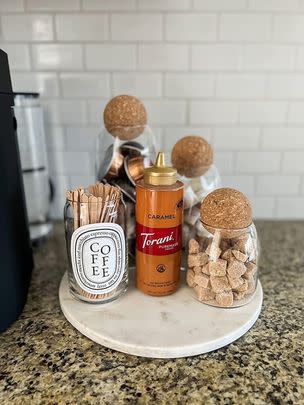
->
[70,223,125,295]
[136,223,182,256]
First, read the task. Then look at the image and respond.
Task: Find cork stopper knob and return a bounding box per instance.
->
[171,136,213,178]
[200,188,252,231]
[103,95,147,140]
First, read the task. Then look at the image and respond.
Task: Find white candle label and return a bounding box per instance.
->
[70,223,125,295]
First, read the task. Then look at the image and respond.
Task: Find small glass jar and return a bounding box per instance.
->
[187,220,259,308]
[64,194,128,304]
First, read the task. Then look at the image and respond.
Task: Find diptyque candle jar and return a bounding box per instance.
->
[64,184,128,304]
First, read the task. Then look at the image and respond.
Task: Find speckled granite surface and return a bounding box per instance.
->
[0,221,303,404]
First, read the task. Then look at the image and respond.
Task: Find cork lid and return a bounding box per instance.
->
[200,188,252,230]
[171,136,213,178]
[104,95,147,140]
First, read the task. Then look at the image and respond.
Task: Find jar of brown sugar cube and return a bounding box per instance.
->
[186,188,259,308]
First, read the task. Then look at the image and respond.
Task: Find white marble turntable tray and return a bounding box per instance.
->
[59,272,263,359]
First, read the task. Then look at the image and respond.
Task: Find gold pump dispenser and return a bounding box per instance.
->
[143,152,177,186]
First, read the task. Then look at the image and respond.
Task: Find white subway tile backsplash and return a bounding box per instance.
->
[69,175,96,189]
[288,102,304,123]
[248,0,299,11]
[60,73,110,98]
[239,102,288,124]
[191,44,242,71]
[219,14,272,42]
[12,73,59,97]
[42,100,87,125]
[165,14,217,41]
[83,0,136,10]
[138,44,188,71]
[56,14,108,41]
[216,74,266,99]
[262,128,304,150]
[277,198,304,218]
[214,152,234,174]
[2,15,53,41]
[193,0,247,11]
[236,152,281,173]
[111,14,162,41]
[282,152,304,173]
[144,100,187,125]
[32,44,83,70]
[162,127,212,150]
[87,99,108,125]
[266,74,304,99]
[113,73,162,98]
[274,15,304,43]
[0,44,31,71]
[257,175,301,196]
[221,175,255,196]
[213,128,260,150]
[139,0,190,10]
[85,44,136,70]
[1,3,304,219]
[0,0,24,12]
[243,45,296,71]
[190,101,238,124]
[27,0,80,10]
[65,127,97,151]
[165,74,214,98]
[251,197,275,219]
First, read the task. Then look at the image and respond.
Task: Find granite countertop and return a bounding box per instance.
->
[0,221,303,404]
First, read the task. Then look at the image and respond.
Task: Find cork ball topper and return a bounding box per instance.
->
[171,136,213,178]
[104,95,147,140]
[201,188,252,231]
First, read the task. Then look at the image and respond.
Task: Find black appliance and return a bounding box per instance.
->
[0,49,33,332]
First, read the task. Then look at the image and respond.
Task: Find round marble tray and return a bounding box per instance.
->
[59,272,263,359]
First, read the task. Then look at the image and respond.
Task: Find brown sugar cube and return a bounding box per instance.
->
[227,259,246,278]
[220,239,231,251]
[194,273,210,289]
[232,233,250,253]
[189,239,200,254]
[244,262,257,280]
[221,248,233,261]
[232,249,248,263]
[188,252,209,268]
[194,285,215,301]
[193,266,202,274]
[205,242,221,260]
[210,276,231,294]
[233,291,246,300]
[215,291,233,307]
[201,263,210,275]
[209,259,227,277]
[228,276,244,290]
[234,278,248,293]
[186,269,196,287]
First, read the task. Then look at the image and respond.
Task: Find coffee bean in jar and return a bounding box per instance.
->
[186,188,259,308]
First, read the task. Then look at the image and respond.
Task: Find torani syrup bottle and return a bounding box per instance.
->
[136,152,184,296]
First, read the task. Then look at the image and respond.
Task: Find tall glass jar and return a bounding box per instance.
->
[186,220,259,308]
[64,194,128,304]
[96,124,157,261]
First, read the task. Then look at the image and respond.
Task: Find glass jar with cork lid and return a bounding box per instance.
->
[95,95,157,260]
[64,183,128,304]
[186,188,259,308]
[171,136,221,250]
